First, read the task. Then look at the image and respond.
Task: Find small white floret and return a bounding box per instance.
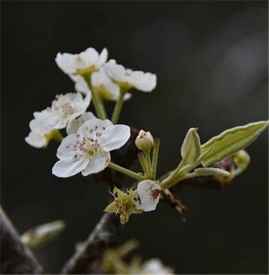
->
[136,180,161,212]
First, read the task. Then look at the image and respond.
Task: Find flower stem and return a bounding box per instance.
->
[83,75,107,119]
[152,139,160,179]
[108,162,144,181]
[145,151,153,178]
[112,91,125,123]
[138,153,148,174]
[160,172,189,189]
[138,152,152,179]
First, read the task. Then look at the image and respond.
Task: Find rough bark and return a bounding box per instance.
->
[61,213,121,274]
[0,207,43,274]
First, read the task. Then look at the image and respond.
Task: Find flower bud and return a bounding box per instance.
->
[233,150,250,170]
[231,150,250,177]
[135,130,154,152]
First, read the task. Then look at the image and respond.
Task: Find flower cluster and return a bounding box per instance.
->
[105,180,161,224]
[25,93,90,148]
[25,46,160,216]
[25,45,269,226]
[55,47,156,103]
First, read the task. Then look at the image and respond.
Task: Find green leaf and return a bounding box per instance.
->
[201,121,269,166]
[181,128,201,165]
[194,167,231,178]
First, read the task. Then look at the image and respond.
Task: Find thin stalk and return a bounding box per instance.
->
[83,75,107,119]
[159,170,179,189]
[108,162,144,181]
[145,152,153,178]
[160,167,199,189]
[161,157,203,189]
[151,139,160,179]
[138,153,148,175]
[112,92,125,123]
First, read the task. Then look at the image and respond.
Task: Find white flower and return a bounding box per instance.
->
[55,47,108,75]
[25,131,49,148]
[91,69,131,101]
[41,93,91,129]
[136,180,161,212]
[25,109,60,148]
[141,259,174,275]
[25,92,90,148]
[52,117,130,178]
[104,60,157,92]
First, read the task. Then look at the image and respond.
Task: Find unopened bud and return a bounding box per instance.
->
[135,130,154,152]
[232,150,250,176]
[233,150,250,168]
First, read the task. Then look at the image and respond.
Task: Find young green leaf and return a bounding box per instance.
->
[181,128,201,165]
[201,121,269,167]
[193,167,231,178]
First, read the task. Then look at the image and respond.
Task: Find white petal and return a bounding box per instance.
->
[55,53,76,74]
[74,76,91,95]
[91,69,120,101]
[71,92,91,114]
[97,48,108,68]
[33,108,51,119]
[104,60,157,92]
[56,134,78,159]
[29,111,59,134]
[25,131,47,148]
[52,158,89,178]
[99,124,130,152]
[79,47,98,68]
[78,118,112,139]
[104,60,127,82]
[131,71,157,92]
[136,180,161,212]
[81,151,110,176]
[67,112,96,135]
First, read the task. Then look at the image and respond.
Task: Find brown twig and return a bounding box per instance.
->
[61,213,122,274]
[0,206,43,274]
[161,188,188,214]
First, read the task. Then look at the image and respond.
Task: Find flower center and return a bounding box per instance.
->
[74,135,100,158]
[61,103,75,115]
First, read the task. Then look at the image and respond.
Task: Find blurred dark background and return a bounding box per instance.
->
[2,1,268,274]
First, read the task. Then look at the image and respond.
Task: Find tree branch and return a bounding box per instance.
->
[61,213,122,274]
[0,206,43,274]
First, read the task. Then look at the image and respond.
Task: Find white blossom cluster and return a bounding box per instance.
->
[25,46,159,213]
[24,44,269,275]
[55,47,156,100]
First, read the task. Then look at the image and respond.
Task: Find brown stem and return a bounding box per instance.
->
[0,207,43,274]
[61,213,122,274]
[162,189,187,213]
